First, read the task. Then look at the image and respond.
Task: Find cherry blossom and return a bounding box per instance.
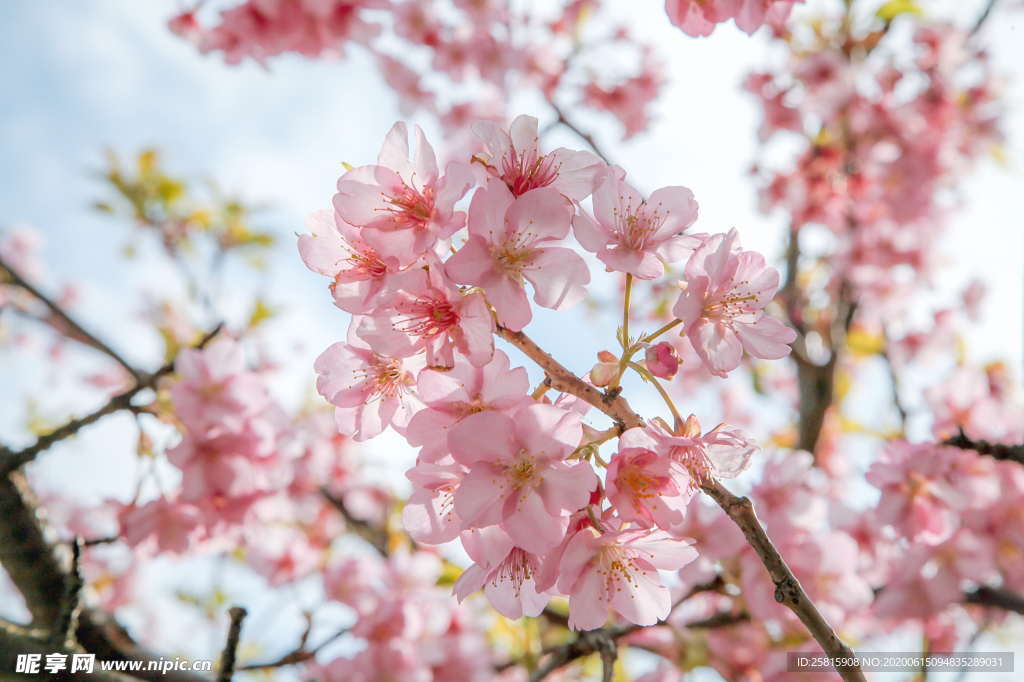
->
[453,525,550,619]
[445,181,589,331]
[472,114,604,200]
[673,229,796,377]
[335,122,472,265]
[552,520,698,630]
[354,265,495,370]
[447,403,598,554]
[574,173,699,279]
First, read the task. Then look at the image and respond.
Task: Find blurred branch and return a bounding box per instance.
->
[0,257,142,382]
[494,325,865,682]
[944,428,1024,467]
[238,622,350,671]
[970,0,999,36]
[546,99,612,166]
[320,487,390,555]
[0,324,222,474]
[216,607,247,682]
[965,586,1024,614]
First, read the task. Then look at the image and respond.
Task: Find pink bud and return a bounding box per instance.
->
[644,342,679,380]
[590,350,619,387]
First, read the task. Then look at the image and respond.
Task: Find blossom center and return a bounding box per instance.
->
[394,294,460,339]
[379,181,435,231]
[500,148,560,196]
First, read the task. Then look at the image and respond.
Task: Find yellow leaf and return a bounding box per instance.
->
[137,149,159,176]
[248,299,275,328]
[876,0,922,21]
[846,328,885,357]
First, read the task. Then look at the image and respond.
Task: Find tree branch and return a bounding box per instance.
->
[944,429,1024,467]
[546,99,612,166]
[494,325,865,682]
[0,324,222,474]
[216,607,246,682]
[970,0,999,36]
[965,586,1024,614]
[320,487,390,555]
[0,257,142,383]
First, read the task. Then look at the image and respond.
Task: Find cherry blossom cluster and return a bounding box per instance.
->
[170,0,667,140]
[301,114,797,630]
[666,0,803,37]
[317,551,492,681]
[749,14,1003,314]
[118,337,292,554]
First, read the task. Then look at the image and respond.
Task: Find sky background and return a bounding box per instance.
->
[1,0,1022,676]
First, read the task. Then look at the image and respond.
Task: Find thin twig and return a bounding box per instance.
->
[495,324,866,682]
[945,428,1024,467]
[217,606,247,682]
[238,624,350,671]
[546,99,612,165]
[0,257,142,382]
[970,0,999,36]
[0,324,223,474]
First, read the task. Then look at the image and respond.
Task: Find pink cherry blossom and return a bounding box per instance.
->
[574,174,699,279]
[673,229,796,377]
[629,415,756,490]
[605,439,695,533]
[472,115,604,200]
[445,181,589,331]
[119,498,204,556]
[403,455,468,544]
[314,331,422,441]
[453,525,550,619]
[866,441,966,546]
[405,349,529,454]
[170,336,269,434]
[354,265,495,370]
[298,209,402,313]
[666,0,801,37]
[645,341,680,380]
[553,520,698,629]
[335,122,472,265]
[447,403,598,554]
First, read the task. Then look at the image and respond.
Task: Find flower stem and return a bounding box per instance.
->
[641,318,682,344]
[628,361,683,430]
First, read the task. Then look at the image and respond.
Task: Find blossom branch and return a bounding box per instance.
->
[216,606,247,682]
[944,428,1024,467]
[495,324,866,682]
[0,324,223,474]
[0,257,143,383]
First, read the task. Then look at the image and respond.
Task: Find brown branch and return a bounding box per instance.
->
[320,487,390,555]
[238,623,349,671]
[0,257,142,383]
[0,620,128,682]
[546,99,612,166]
[216,607,247,682]
[495,325,865,682]
[945,429,1024,467]
[0,324,222,474]
[964,586,1024,614]
[52,537,84,648]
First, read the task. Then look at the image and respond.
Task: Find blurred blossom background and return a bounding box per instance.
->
[1,0,1023,678]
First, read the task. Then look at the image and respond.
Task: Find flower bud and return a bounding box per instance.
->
[589,350,619,387]
[644,341,679,380]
